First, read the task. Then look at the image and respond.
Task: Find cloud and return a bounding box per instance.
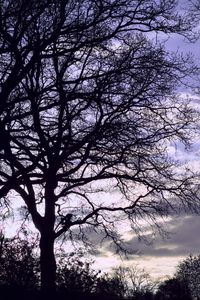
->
[66,212,200,261]
[117,214,200,258]
[88,214,200,279]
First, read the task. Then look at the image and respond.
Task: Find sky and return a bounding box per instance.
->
[92,214,200,280]
[89,19,200,280]
[90,25,200,280]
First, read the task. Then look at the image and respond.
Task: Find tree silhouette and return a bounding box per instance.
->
[0,0,198,294]
[155,278,192,300]
[95,274,125,300]
[56,250,100,299]
[0,234,39,289]
[112,265,156,299]
[0,234,40,299]
[175,254,200,300]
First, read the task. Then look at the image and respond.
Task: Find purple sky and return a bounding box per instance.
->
[91,24,200,280]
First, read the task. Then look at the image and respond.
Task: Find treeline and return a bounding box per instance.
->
[0,236,198,300]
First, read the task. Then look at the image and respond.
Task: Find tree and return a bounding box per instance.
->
[155,278,192,300]
[56,250,100,298]
[94,265,156,300]
[0,234,40,299]
[156,255,200,300]
[175,254,200,300]
[112,265,156,299]
[0,0,198,295]
[95,273,125,300]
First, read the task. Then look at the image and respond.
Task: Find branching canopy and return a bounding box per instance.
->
[0,0,198,250]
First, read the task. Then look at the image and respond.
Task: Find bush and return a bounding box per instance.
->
[0,235,39,290]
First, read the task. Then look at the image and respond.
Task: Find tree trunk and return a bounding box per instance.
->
[39,230,56,296]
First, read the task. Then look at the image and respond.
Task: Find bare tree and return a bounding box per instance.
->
[110,265,156,299]
[113,265,157,297]
[0,0,198,295]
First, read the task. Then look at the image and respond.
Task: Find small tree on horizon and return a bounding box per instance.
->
[112,265,157,298]
[0,0,199,295]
